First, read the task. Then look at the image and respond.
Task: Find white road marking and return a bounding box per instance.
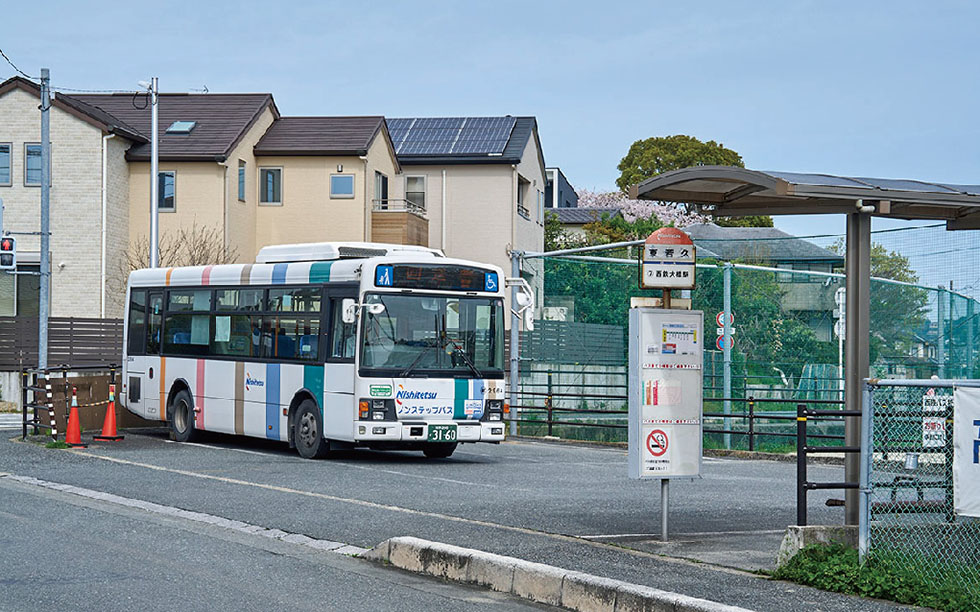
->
[579,529,786,540]
[0,472,367,556]
[165,439,527,491]
[61,448,757,576]
[165,440,276,457]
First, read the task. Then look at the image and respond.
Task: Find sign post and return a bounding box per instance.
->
[631,228,702,542]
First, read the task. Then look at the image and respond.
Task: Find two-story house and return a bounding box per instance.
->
[386,117,547,278]
[2,76,548,323]
[0,76,142,319]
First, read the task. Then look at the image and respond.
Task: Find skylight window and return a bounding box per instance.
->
[166,121,197,134]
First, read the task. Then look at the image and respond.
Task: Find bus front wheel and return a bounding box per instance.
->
[294,400,329,459]
[423,443,457,459]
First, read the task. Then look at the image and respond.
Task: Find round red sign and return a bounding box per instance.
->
[646,429,669,457]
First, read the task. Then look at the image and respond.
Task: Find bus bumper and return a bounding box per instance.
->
[354,421,506,443]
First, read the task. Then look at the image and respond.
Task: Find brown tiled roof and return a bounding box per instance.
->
[0,76,145,142]
[253,116,385,156]
[72,93,277,161]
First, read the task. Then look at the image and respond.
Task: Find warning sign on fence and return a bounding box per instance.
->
[953,387,980,517]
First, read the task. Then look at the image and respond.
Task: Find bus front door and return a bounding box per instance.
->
[142,291,164,421]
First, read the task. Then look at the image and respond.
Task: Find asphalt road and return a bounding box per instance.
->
[0,469,551,612]
[0,430,910,611]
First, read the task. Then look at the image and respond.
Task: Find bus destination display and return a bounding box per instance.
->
[375,264,499,293]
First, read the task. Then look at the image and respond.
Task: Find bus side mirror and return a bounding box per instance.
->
[342,298,357,324]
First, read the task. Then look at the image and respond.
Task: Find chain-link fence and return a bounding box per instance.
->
[515,223,980,448]
[863,380,980,598]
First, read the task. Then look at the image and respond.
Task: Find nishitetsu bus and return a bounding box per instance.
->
[121,242,530,459]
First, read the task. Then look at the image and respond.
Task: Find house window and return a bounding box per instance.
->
[330,174,355,199]
[238,160,246,201]
[260,168,282,204]
[517,176,530,219]
[158,171,176,211]
[0,143,10,186]
[405,175,425,210]
[537,190,544,224]
[0,264,41,316]
[25,143,45,186]
[374,171,388,208]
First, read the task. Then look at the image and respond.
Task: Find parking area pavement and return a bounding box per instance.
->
[0,430,909,611]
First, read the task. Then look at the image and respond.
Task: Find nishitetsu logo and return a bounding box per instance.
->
[395,384,437,406]
[245,373,265,391]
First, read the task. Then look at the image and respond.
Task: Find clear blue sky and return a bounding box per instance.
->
[3,0,978,236]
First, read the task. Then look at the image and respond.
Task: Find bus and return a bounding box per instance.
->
[120,242,528,459]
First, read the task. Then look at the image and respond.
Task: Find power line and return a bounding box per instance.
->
[0,46,38,80]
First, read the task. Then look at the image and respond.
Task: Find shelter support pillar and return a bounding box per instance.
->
[844,211,871,525]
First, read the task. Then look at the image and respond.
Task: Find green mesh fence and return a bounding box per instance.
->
[866,383,980,597]
[516,225,980,448]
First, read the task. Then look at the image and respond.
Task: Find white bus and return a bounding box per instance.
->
[121,242,525,459]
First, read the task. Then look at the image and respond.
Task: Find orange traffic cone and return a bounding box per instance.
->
[65,386,87,448]
[94,384,124,441]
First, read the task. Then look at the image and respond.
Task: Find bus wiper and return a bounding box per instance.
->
[400,340,436,377]
[446,337,483,379]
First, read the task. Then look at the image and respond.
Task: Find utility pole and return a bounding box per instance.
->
[722,262,732,450]
[148,77,160,268]
[39,68,51,371]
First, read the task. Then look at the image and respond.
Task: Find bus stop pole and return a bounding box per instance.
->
[844,209,871,526]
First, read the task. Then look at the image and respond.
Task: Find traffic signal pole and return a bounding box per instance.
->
[38,68,51,370]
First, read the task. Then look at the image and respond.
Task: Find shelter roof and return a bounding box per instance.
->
[631,166,980,230]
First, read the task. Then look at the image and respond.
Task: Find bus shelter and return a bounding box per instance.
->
[630,167,980,524]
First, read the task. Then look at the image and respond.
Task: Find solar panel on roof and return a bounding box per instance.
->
[388,117,517,156]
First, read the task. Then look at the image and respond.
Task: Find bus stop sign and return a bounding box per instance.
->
[639,228,695,290]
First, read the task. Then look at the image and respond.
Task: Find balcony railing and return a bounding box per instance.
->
[372,199,427,218]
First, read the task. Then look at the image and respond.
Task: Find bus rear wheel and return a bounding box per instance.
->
[169,389,199,443]
[423,442,457,459]
[294,400,329,459]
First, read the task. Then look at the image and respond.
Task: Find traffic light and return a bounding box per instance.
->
[0,236,15,270]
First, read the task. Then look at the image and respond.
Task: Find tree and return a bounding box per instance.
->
[616,135,743,191]
[111,223,240,295]
[615,134,773,228]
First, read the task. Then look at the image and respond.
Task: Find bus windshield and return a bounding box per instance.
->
[360,293,504,377]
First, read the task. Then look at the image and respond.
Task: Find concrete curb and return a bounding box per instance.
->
[362,536,754,612]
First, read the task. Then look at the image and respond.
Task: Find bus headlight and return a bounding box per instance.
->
[361,398,395,421]
[483,399,504,421]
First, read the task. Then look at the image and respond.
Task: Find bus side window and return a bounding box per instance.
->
[330,298,356,360]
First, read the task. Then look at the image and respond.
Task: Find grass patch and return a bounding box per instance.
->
[44,440,70,449]
[772,543,980,611]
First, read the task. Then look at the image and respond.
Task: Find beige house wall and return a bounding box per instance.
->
[254,134,400,253]
[223,106,276,262]
[128,161,225,262]
[0,87,130,318]
[389,132,546,279]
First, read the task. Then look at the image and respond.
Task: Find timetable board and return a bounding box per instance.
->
[628,308,704,480]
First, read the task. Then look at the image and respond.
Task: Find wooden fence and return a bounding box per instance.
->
[0,317,123,369]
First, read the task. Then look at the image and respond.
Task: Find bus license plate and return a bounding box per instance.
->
[427,424,457,442]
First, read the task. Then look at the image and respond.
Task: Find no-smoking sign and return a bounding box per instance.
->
[646,429,669,457]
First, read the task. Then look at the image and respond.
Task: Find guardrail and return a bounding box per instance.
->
[21,364,118,440]
[371,198,427,217]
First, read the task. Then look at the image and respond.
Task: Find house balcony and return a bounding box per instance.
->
[371,199,429,247]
